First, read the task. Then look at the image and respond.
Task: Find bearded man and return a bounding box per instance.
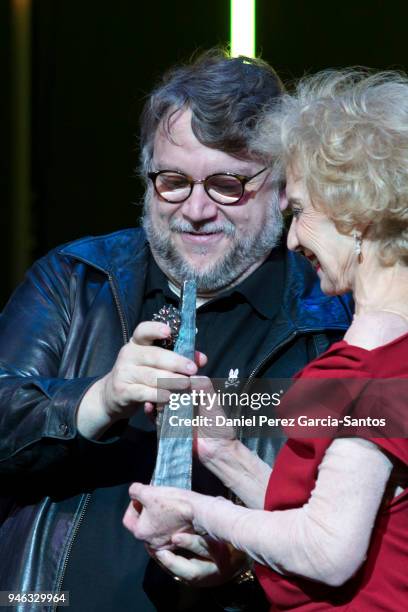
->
[0,50,351,612]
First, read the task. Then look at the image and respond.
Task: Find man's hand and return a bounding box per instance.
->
[76,321,207,439]
[152,534,247,587]
[123,483,197,550]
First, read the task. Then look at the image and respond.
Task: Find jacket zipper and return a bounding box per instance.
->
[108,272,130,344]
[52,272,129,610]
[241,330,298,396]
[52,492,91,610]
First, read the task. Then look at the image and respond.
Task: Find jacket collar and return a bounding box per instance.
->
[59,228,351,340]
[282,247,352,333]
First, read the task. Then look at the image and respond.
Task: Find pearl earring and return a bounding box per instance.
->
[352,230,363,263]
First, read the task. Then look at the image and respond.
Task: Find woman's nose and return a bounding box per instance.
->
[287,218,299,252]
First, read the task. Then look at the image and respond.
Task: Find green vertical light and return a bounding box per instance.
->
[230,0,256,57]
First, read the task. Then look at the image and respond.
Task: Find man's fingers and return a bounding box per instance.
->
[131,321,171,346]
[194,351,208,368]
[125,344,197,376]
[114,383,169,405]
[131,323,201,374]
[190,375,214,394]
[144,402,156,420]
[126,365,192,390]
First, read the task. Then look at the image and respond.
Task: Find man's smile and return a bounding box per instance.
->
[178,231,226,245]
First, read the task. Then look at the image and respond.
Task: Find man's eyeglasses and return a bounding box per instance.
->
[148,167,268,205]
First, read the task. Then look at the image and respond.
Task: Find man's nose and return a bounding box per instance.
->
[180,184,218,223]
[286,218,299,252]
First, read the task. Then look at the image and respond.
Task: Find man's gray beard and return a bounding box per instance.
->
[142,194,283,293]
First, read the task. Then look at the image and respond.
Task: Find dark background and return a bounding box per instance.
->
[1,0,408,307]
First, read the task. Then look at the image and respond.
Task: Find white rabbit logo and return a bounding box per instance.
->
[225,368,240,388]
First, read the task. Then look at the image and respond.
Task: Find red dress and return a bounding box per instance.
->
[255,334,408,611]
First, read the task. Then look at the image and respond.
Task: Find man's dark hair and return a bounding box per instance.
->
[139,48,284,177]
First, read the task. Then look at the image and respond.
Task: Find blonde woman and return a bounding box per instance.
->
[124,70,408,611]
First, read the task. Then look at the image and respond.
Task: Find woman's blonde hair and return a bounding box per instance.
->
[253,69,408,265]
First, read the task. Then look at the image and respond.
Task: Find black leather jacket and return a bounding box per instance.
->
[0,229,352,610]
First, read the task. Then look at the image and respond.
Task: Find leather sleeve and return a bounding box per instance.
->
[0,251,100,475]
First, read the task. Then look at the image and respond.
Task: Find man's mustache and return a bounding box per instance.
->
[169,220,235,236]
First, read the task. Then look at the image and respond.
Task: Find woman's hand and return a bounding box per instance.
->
[152,534,248,587]
[123,483,199,550]
[190,376,237,465]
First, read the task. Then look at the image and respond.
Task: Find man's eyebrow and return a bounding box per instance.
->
[233,167,260,176]
[152,165,190,175]
[151,165,258,176]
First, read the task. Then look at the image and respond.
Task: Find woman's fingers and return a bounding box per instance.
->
[171,533,211,558]
[154,549,215,582]
[122,500,141,535]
